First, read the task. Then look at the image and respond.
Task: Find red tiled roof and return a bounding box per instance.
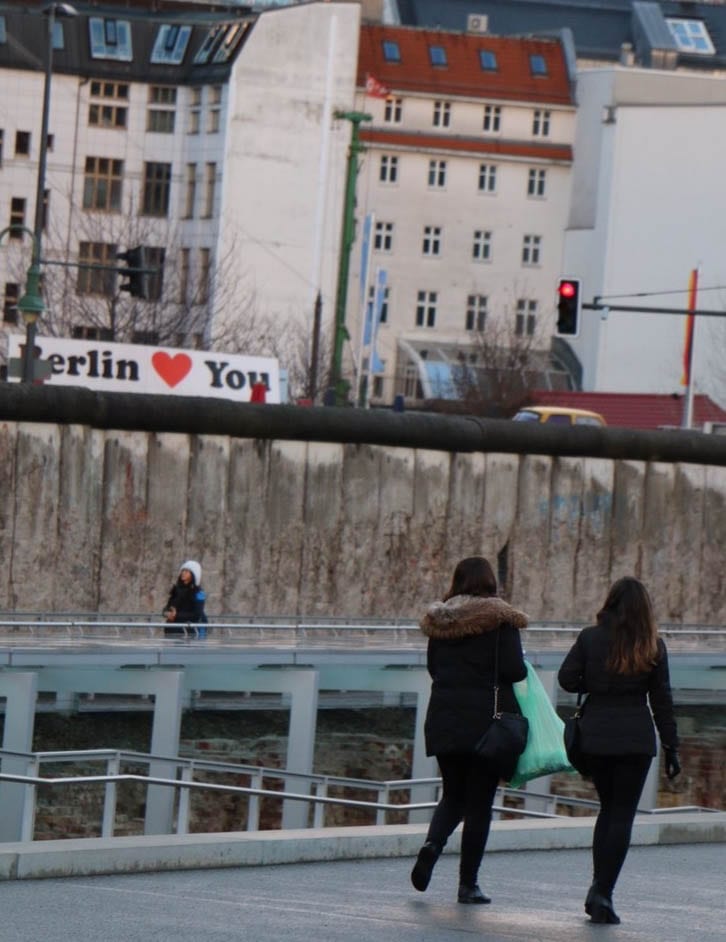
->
[358,24,574,105]
[528,391,726,431]
[360,128,572,162]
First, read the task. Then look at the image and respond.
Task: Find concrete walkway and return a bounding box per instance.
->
[1,840,723,942]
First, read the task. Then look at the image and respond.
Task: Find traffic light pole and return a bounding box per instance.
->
[329,110,371,406]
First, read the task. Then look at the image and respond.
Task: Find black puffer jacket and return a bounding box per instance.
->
[421,595,528,757]
[558,622,678,756]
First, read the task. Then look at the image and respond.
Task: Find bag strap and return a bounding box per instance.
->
[574,690,583,717]
[492,626,501,718]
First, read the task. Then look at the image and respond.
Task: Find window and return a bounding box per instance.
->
[527,168,546,197]
[422,225,442,257]
[142,162,172,216]
[132,330,160,345]
[89,18,133,61]
[147,86,176,133]
[203,162,216,218]
[530,54,548,76]
[522,234,542,265]
[429,45,447,67]
[197,248,211,304]
[416,290,437,328]
[383,40,400,62]
[0,17,5,45]
[179,248,191,304]
[144,247,165,301]
[472,230,492,261]
[194,25,225,64]
[9,197,26,237]
[374,221,394,252]
[72,325,115,341]
[367,283,390,324]
[77,241,117,296]
[213,22,249,63]
[15,131,30,156]
[466,295,487,331]
[433,101,450,128]
[83,157,123,211]
[208,86,222,133]
[479,49,497,71]
[478,163,497,193]
[3,282,19,324]
[188,87,201,134]
[516,299,537,336]
[379,154,398,183]
[384,97,402,123]
[532,109,551,136]
[88,81,129,129]
[483,105,501,132]
[52,21,65,50]
[184,163,197,218]
[666,19,715,55]
[0,129,3,165]
[151,24,192,64]
[428,159,446,188]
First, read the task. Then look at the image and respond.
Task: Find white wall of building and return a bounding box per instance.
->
[564,67,726,405]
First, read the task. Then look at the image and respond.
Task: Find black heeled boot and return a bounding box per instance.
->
[457,884,491,905]
[411,841,441,892]
[588,890,620,925]
[584,881,599,916]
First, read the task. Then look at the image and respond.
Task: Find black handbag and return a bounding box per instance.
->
[474,627,529,781]
[563,692,590,776]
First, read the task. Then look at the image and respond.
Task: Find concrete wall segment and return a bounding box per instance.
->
[186,435,230,617]
[699,466,726,624]
[0,422,18,610]
[510,455,552,616]
[336,444,382,615]
[573,458,614,625]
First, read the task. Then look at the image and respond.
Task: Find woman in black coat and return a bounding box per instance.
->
[162,560,207,638]
[558,576,681,925]
[410,556,527,904]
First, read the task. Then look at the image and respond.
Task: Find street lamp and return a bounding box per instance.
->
[20,1,77,382]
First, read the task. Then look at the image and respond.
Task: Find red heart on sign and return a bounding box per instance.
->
[151,352,192,388]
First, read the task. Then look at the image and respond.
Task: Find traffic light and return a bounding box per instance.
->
[556,278,581,335]
[117,246,149,299]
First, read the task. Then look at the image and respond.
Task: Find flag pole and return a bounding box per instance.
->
[681,267,699,429]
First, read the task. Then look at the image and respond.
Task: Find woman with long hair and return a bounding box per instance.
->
[411,556,527,904]
[558,576,681,925]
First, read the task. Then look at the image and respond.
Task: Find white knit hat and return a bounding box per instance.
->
[179,560,202,586]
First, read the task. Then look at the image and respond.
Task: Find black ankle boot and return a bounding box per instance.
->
[457,883,491,905]
[411,841,441,892]
[588,891,620,925]
[584,881,599,916]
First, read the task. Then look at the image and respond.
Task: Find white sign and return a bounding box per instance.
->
[7,335,281,403]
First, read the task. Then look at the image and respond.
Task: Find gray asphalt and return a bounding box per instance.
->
[1,844,722,942]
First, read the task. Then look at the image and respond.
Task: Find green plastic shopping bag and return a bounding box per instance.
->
[508,661,575,787]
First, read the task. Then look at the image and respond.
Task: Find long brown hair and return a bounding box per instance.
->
[598,577,659,674]
[443,556,497,601]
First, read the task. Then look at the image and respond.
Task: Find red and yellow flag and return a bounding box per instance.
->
[681,268,698,387]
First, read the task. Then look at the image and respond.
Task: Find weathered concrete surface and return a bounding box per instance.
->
[2,421,726,622]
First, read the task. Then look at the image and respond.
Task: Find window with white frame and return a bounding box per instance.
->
[151,24,192,64]
[203,162,216,218]
[428,159,447,188]
[416,290,437,327]
[433,101,451,128]
[665,18,715,54]
[522,234,542,265]
[532,109,551,136]
[77,241,117,296]
[147,86,176,133]
[197,248,211,304]
[384,98,402,123]
[472,230,492,261]
[379,154,399,183]
[208,86,222,133]
[367,283,390,323]
[142,162,172,216]
[465,294,488,331]
[83,157,123,211]
[478,163,497,193]
[422,225,442,256]
[88,81,128,129]
[483,105,501,132]
[374,221,394,251]
[188,87,201,134]
[179,247,190,304]
[184,163,196,218]
[89,18,133,61]
[527,168,546,197]
[15,131,30,156]
[516,299,537,336]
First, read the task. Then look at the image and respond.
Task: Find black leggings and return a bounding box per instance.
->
[425,753,500,887]
[588,754,652,896]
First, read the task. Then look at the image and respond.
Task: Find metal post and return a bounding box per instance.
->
[329,111,371,406]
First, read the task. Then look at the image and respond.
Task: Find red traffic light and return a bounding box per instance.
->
[559,281,577,299]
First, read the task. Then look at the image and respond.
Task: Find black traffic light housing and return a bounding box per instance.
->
[556,277,581,336]
[117,246,149,299]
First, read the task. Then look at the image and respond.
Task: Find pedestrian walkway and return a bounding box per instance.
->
[1,842,723,942]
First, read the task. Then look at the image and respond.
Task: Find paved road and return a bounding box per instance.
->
[1,843,722,942]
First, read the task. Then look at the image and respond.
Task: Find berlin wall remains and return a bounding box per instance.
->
[1,389,725,624]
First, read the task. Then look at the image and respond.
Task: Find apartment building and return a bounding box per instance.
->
[349,25,577,405]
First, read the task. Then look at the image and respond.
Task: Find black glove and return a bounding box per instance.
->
[664,747,681,780]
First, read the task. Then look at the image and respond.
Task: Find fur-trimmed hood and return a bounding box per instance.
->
[420,594,528,640]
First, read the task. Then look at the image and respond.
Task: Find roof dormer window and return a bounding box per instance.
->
[383,40,401,62]
[429,44,447,67]
[529,54,548,76]
[89,17,132,61]
[479,49,498,71]
[151,24,192,65]
[665,18,715,55]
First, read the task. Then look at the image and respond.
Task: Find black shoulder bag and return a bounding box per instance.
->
[563,692,590,776]
[474,626,529,781]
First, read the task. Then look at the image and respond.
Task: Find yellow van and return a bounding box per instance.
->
[512,406,606,427]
